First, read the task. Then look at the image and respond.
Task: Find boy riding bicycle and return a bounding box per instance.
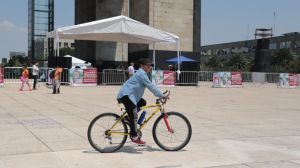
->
[117,58,168,145]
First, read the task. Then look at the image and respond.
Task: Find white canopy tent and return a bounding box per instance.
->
[47,15,181,72]
[64,55,91,68]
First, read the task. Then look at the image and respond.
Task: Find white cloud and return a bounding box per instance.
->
[0,20,16,31]
[0,20,26,32]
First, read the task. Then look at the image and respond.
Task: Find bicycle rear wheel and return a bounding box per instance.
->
[87,113,128,153]
[153,112,192,151]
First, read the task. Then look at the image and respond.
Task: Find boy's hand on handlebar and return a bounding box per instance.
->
[163,95,169,100]
[161,91,170,103]
[163,90,170,96]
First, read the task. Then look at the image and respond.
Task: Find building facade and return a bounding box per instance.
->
[201,32,300,63]
[44,39,75,52]
[9,52,26,58]
[75,0,201,70]
[28,0,54,62]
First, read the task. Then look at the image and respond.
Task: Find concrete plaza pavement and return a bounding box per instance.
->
[0,83,300,168]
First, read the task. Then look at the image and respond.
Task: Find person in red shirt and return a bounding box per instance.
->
[19,66,32,91]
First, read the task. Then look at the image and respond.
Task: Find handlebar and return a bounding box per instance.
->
[156,90,170,104]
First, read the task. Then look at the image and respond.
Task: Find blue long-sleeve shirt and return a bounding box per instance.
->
[117,68,164,105]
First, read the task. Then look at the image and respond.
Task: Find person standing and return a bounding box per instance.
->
[168,65,175,71]
[32,61,39,90]
[19,66,32,91]
[52,66,63,94]
[127,62,135,78]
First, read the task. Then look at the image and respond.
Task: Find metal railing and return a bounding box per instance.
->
[100,69,298,86]
[176,71,199,86]
[2,67,299,87]
[3,67,69,84]
[102,69,127,85]
[198,71,214,86]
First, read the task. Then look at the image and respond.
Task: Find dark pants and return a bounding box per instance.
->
[52,79,60,94]
[33,75,38,89]
[118,96,146,137]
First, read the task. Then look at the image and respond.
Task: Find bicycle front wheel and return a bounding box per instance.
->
[153,112,192,151]
[87,113,128,153]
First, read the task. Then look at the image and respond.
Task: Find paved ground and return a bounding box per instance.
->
[0,83,300,168]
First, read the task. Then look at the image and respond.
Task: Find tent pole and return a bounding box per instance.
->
[153,43,156,70]
[55,32,60,67]
[177,41,180,79]
[54,37,56,58]
[122,42,124,69]
[128,0,130,17]
[57,34,60,57]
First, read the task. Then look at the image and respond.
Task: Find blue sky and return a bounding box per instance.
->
[0,0,74,59]
[0,0,299,59]
[202,0,300,45]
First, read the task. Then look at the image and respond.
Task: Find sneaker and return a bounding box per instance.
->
[130,136,146,146]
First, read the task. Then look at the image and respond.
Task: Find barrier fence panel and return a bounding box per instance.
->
[251,72,266,84]
[3,67,69,84]
[175,71,199,86]
[4,67,28,83]
[241,72,252,82]
[198,71,213,85]
[265,73,279,83]
[3,67,299,88]
[46,68,70,85]
[102,69,126,85]
[60,68,70,84]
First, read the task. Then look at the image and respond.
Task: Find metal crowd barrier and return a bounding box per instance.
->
[265,73,280,83]
[102,69,127,85]
[2,67,298,87]
[3,67,69,84]
[198,71,214,86]
[176,71,199,86]
[241,72,279,84]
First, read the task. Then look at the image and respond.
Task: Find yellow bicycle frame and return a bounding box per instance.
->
[107,103,162,136]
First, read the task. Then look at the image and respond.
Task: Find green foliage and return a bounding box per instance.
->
[271,48,299,73]
[203,49,300,73]
[204,54,253,72]
[59,47,75,57]
[205,56,219,70]
[4,55,30,67]
[225,54,252,71]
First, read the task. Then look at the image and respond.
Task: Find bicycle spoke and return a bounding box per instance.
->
[153,112,192,151]
[88,113,128,153]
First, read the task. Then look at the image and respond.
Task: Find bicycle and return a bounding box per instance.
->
[87,90,192,153]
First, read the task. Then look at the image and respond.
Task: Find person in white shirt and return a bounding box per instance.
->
[127,62,135,78]
[32,61,39,90]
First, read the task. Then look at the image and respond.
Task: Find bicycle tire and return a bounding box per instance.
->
[152,112,192,151]
[87,113,128,153]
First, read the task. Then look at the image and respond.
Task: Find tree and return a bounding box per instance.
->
[4,55,30,67]
[205,56,219,70]
[271,48,298,72]
[59,47,75,57]
[288,53,300,73]
[225,54,252,71]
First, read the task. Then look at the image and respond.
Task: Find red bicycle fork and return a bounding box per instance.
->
[163,113,174,133]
